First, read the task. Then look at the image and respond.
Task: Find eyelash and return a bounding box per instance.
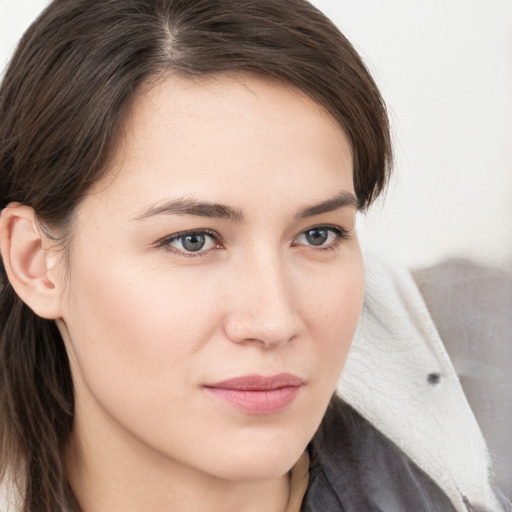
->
[156,225,350,258]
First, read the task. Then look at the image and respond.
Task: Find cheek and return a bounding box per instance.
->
[61,254,223,409]
[299,248,364,379]
[60,256,234,465]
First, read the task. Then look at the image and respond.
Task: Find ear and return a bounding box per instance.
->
[0,203,63,320]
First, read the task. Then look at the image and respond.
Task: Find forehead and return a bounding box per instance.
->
[86,73,354,217]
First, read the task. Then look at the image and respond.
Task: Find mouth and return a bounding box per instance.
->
[203,373,304,415]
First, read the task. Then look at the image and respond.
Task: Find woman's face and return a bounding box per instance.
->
[57,74,364,481]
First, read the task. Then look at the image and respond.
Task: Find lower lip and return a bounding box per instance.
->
[204,386,301,415]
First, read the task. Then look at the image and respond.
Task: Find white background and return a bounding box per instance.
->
[312,0,512,272]
[1,0,511,272]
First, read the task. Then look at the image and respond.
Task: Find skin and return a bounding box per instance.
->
[1,74,364,512]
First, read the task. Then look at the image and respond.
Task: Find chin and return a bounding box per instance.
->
[205,435,309,481]
[198,404,326,482]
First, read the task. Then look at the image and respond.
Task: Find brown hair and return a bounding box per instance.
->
[0,0,392,510]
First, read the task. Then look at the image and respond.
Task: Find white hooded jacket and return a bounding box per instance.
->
[337,250,508,512]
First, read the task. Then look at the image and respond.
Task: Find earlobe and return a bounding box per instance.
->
[0,203,63,320]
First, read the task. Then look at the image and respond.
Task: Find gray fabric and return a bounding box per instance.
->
[413,259,512,500]
[302,395,472,512]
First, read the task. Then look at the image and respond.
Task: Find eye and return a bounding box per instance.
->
[158,230,221,255]
[293,225,347,249]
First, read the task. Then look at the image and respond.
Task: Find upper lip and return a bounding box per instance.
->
[204,373,304,391]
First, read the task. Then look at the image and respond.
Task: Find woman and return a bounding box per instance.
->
[0,1,506,511]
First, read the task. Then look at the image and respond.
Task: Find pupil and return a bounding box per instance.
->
[305,229,328,246]
[182,234,206,251]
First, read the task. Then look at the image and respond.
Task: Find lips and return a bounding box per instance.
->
[204,373,304,414]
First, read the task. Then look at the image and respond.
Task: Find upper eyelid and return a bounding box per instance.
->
[300,223,345,232]
[161,228,222,243]
[295,224,349,237]
[161,224,345,238]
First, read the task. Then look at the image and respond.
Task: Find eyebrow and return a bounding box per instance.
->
[132,198,244,222]
[296,191,359,218]
[133,191,359,223]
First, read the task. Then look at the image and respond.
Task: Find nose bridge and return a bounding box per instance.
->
[224,247,299,346]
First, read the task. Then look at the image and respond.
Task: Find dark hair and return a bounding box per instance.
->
[0,0,392,510]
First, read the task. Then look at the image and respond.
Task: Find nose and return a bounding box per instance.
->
[223,254,301,348]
